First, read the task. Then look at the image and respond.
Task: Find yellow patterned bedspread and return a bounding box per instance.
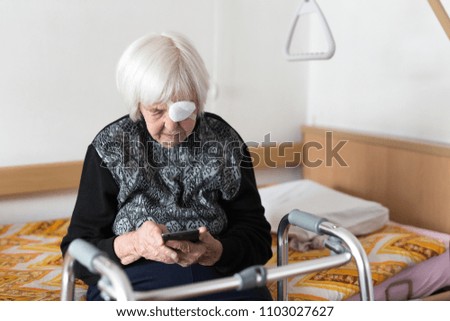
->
[0,219,87,301]
[0,219,446,301]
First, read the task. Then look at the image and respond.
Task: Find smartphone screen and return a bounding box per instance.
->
[161,229,199,243]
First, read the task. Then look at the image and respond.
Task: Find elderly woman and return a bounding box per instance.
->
[61,32,273,300]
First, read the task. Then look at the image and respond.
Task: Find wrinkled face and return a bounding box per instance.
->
[139,101,197,148]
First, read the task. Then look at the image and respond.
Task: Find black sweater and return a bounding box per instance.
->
[61,113,272,285]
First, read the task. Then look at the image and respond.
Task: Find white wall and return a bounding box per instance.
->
[306,0,450,144]
[0,0,216,167]
[212,0,308,144]
[0,0,307,168]
[0,0,308,221]
[0,191,77,224]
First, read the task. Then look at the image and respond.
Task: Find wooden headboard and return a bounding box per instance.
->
[302,126,450,235]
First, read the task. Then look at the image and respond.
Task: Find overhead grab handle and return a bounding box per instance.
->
[285,0,336,61]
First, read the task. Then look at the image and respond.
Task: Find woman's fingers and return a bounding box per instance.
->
[133,221,179,264]
[176,246,203,267]
[165,227,223,267]
[165,239,205,267]
[165,240,192,253]
[126,224,223,267]
[197,227,223,266]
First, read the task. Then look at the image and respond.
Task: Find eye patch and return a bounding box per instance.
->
[168,101,196,122]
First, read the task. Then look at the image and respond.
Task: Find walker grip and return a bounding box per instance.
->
[68,239,105,273]
[288,209,328,234]
[235,265,267,291]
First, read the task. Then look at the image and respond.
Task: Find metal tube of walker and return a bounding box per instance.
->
[61,252,76,301]
[318,221,374,301]
[133,253,352,300]
[61,239,135,301]
[277,209,374,301]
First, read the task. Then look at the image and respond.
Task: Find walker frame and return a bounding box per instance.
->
[61,209,374,301]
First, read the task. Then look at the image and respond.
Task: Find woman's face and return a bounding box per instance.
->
[139,102,197,148]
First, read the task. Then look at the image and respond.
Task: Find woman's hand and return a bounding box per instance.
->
[166,226,223,267]
[113,221,179,265]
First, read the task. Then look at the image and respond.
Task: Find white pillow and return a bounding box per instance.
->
[259,179,389,238]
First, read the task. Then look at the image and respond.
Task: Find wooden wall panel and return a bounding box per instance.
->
[302,126,450,234]
[0,161,83,197]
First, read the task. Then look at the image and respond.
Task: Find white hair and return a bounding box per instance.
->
[116,32,210,121]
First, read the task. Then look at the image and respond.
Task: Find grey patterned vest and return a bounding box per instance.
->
[92,113,244,236]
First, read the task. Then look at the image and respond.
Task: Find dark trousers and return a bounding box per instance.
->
[87,260,273,301]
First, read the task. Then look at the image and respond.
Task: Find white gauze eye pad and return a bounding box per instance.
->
[168,101,196,122]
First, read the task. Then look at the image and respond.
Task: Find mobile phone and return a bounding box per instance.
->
[161,229,199,243]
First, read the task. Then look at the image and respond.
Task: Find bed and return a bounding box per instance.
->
[262,125,450,301]
[0,125,449,301]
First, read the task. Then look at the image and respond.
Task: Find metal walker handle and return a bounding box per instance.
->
[61,239,135,301]
[277,209,374,301]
